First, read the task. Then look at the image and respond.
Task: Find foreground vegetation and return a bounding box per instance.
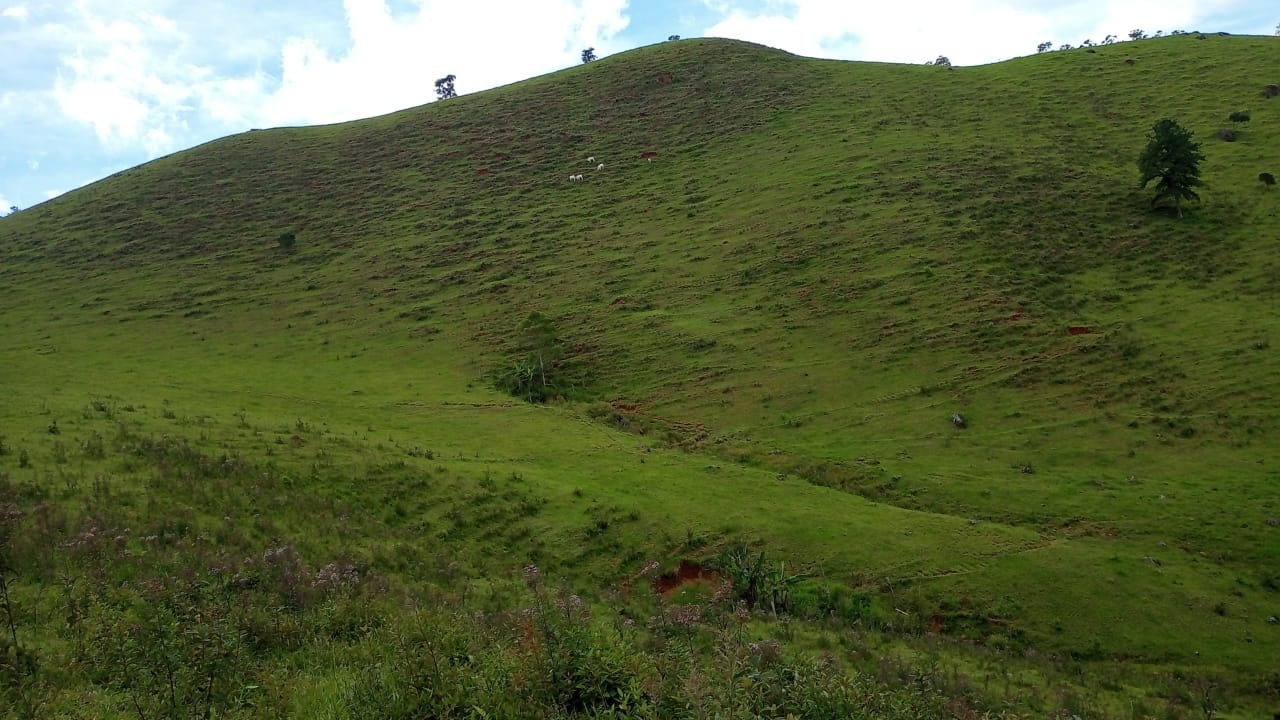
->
[1,32,1278,716]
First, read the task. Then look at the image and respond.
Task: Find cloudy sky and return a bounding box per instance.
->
[0,0,1275,214]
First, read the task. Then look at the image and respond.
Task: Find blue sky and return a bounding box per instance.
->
[1,0,1275,214]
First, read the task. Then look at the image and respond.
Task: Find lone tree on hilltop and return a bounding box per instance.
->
[434,74,456,100]
[581,47,596,63]
[1037,41,1052,53]
[1138,118,1205,218]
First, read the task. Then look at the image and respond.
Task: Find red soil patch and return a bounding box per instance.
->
[1006,311,1027,321]
[657,73,673,84]
[640,151,659,160]
[652,561,724,600]
[475,168,490,176]
[1067,326,1094,335]
[609,296,630,306]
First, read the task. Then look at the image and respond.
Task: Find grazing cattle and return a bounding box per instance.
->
[587,156,595,163]
[596,163,605,171]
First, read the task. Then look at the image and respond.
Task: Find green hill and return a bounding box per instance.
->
[1,35,1278,717]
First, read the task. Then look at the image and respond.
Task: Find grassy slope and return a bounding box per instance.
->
[2,35,1279,709]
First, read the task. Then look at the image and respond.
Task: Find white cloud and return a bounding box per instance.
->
[46,0,631,153]
[52,9,201,155]
[700,0,1253,65]
[0,194,13,212]
[2,5,28,22]
[43,189,64,200]
[261,0,630,126]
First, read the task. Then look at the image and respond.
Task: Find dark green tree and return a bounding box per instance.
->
[1138,118,1205,217]
[434,74,456,100]
[581,47,596,63]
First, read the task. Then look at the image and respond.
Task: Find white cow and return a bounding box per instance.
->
[596,163,605,171]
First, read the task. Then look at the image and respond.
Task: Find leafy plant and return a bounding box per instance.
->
[276,231,296,249]
[1260,172,1276,190]
[717,543,808,615]
[493,311,578,403]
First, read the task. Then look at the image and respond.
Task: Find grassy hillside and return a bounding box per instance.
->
[1,35,1279,716]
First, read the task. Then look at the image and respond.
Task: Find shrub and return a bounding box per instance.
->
[1260,172,1276,189]
[1263,84,1280,98]
[1217,127,1237,142]
[1228,110,1250,123]
[276,232,296,249]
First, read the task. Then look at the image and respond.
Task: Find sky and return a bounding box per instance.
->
[0,0,1275,215]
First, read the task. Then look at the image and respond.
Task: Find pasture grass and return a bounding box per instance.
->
[1,34,1279,715]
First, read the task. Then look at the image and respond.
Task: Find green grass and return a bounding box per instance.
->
[2,34,1279,716]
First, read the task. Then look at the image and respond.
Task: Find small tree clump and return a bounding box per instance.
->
[581,47,596,63]
[931,55,952,67]
[667,34,680,41]
[277,232,297,250]
[434,74,457,100]
[1138,117,1205,218]
[1260,172,1276,190]
[1263,84,1280,99]
[1129,29,1146,40]
[495,311,567,403]
[1036,41,1052,53]
[1228,110,1250,123]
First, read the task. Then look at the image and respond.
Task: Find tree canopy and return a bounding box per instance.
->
[1138,118,1205,217]
[434,74,457,100]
